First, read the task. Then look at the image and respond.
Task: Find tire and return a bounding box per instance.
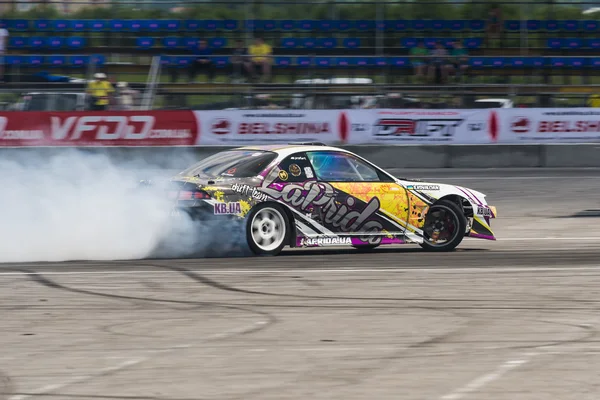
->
[419,199,467,252]
[352,244,380,252]
[246,203,290,256]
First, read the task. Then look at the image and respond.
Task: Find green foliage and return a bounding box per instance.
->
[1,1,595,21]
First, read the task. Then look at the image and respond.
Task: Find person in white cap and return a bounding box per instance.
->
[116,81,138,110]
[86,72,114,110]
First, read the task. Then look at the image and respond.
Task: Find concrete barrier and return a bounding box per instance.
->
[1,144,599,169]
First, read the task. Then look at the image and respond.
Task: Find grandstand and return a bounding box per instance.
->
[1,0,600,109]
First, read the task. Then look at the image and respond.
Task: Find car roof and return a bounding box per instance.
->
[237,144,351,157]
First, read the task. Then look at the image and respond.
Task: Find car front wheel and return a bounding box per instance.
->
[419,200,466,252]
[246,203,290,256]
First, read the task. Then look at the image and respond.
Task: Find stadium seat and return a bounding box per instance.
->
[34,19,51,31]
[275,57,292,67]
[223,20,237,30]
[411,20,429,31]
[72,20,86,32]
[163,20,181,31]
[126,20,144,32]
[69,55,89,68]
[262,20,277,31]
[146,20,161,32]
[505,20,520,32]
[89,20,107,31]
[204,20,220,31]
[356,20,375,31]
[562,20,580,32]
[469,20,485,31]
[464,37,483,49]
[281,20,295,31]
[210,37,227,48]
[5,55,24,66]
[48,37,64,49]
[281,38,298,49]
[431,20,447,31]
[343,38,360,49]
[299,20,316,30]
[401,37,417,48]
[335,20,352,31]
[302,38,317,49]
[185,20,202,31]
[183,38,198,49]
[318,20,334,32]
[565,38,583,50]
[583,20,599,32]
[544,20,559,32]
[547,38,563,49]
[315,57,331,67]
[28,37,46,49]
[318,37,337,49]
[296,56,312,67]
[110,20,125,32]
[566,58,585,68]
[27,55,44,67]
[590,58,600,68]
[48,55,66,67]
[174,56,192,68]
[550,57,567,68]
[136,37,154,49]
[587,38,600,49]
[214,56,229,68]
[388,20,408,32]
[163,37,181,49]
[9,37,26,49]
[527,20,542,31]
[390,57,410,68]
[374,57,388,67]
[9,19,28,31]
[53,20,71,31]
[334,57,351,67]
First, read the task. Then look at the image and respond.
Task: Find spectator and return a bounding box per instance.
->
[449,41,469,82]
[428,41,451,84]
[248,37,272,82]
[86,73,114,111]
[486,4,503,46]
[230,39,252,83]
[189,40,215,83]
[116,82,138,110]
[409,40,429,82]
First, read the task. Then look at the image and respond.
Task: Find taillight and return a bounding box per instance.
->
[167,190,211,200]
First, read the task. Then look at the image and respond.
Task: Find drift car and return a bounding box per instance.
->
[166,143,496,256]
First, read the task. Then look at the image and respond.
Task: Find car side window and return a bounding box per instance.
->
[306,151,387,182]
[278,152,316,182]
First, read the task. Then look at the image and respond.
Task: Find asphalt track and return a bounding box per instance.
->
[2,168,600,400]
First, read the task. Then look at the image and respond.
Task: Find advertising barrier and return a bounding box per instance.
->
[1,108,600,147]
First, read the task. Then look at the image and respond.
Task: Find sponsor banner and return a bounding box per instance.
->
[346,109,493,144]
[0,111,199,146]
[195,110,347,145]
[496,109,600,143]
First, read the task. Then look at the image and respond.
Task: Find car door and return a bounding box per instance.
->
[304,150,409,243]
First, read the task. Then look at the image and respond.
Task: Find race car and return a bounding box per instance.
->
[165,143,496,256]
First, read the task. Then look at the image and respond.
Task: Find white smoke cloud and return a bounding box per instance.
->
[0,149,215,263]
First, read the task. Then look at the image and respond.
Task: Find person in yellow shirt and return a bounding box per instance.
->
[587,94,600,108]
[86,73,114,110]
[248,37,272,82]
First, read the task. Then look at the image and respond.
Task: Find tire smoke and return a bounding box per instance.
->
[0,149,247,263]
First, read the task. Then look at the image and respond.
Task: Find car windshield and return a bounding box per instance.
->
[180,150,277,178]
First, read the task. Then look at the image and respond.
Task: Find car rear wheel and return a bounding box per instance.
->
[419,200,466,252]
[246,204,289,256]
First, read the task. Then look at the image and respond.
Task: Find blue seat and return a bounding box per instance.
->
[53,20,71,31]
[464,37,482,49]
[469,57,486,68]
[244,20,260,31]
[223,20,237,30]
[449,20,466,31]
[376,20,386,31]
[89,20,106,31]
[204,20,220,30]
[544,20,559,32]
[507,57,527,68]
[550,57,567,68]
[469,20,485,31]
[590,58,600,68]
[262,20,277,31]
[343,38,360,49]
[136,37,154,49]
[565,38,582,49]
[9,37,26,49]
[431,20,447,31]
[401,37,417,48]
[163,20,181,31]
[69,55,89,68]
[424,38,438,49]
[302,38,317,49]
[47,37,64,49]
[210,37,227,48]
[583,20,598,32]
[296,56,312,67]
[374,57,388,67]
[566,58,585,69]
[183,38,198,49]
[334,57,351,67]
[315,57,331,67]
[280,20,295,31]
[505,20,520,31]
[318,20,334,32]
[352,57,371,67]
[388,20,407,31]
[34,19,51,31]
[529,57,545,68]
[336,20,352,31]
[146,20,161,32]
[5,55,24,66]
[390,57,410,68]
[442,38,457,48]
[163,37,181,49]
[489,57,507,68]
[318,37,337,48]
[562,20,580,32]
[9,19,28,31]
[174,56,192,68]
[26,55,44,67]
[214,57,229,68]
[281,38,297,48]
[90,55,106,66]
[110,20,125,31]
[411,20,429,30]
[185,20,201,31]
[275,57,292,67]
[28,37,46,49]
[299,20,315,30]
[587,38,600,49]
[547,38,563,49]
[48,55,66,67]
[126,20,144,32]
[356,20,375,31]
[527,20,541,31]
[72,20,86,32]
[160,55,174,66]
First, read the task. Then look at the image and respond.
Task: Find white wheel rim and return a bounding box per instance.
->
[250,208,286,251]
